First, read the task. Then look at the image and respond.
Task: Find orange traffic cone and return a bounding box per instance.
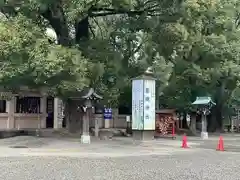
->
[181,135,189,148]
[216,136,224,151]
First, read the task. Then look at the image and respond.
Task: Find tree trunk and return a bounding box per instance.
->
[64,100,83,133]
[75,16,89,43]
[190,114,197,134]
[215,104,223,131]
[209,80,226,132]
[41,3,70,46]
[67,108,83,134]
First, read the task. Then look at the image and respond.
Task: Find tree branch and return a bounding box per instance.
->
[235,12,240,29]
[89,24,96,38]
[92,17,104,39]
[0,4,17,17]
[89,7,159,17]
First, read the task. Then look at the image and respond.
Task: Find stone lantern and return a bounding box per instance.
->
[81,88,102,144]
[131,70,156,140]
[192,96,216,139]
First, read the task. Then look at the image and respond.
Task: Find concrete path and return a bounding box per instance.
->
[0,136,198,158]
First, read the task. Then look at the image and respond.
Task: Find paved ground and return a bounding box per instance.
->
[0,135,240,180]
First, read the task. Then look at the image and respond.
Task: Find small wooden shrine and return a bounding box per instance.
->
[155,109,178,136]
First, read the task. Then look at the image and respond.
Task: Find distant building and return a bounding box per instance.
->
[0,87,63,130]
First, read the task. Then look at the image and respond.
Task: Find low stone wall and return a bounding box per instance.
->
[0,130,27,138]
[90,114,131,129]
[0,129,61,138]
[113,114,129,128]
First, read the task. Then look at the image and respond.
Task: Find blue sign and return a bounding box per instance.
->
[104,108,112,120]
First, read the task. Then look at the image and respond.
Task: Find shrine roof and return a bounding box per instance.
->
[192,97,216,105]
[68,87,103,100]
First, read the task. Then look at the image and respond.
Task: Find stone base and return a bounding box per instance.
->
[104,119,110,128]
[201,132,208,140]
[132,130,155,141]
[81,134,91,144]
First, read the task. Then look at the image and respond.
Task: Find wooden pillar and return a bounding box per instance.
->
[6,97,15,129]
[40,96,47,128]
[54,98,60,129]
[53,98,64,129]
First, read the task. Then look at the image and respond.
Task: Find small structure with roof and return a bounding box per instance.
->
[192,97,216,106]
[67,87,102,143]
[192,96,216,139]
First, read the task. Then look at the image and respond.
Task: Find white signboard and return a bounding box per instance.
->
[132,80,144,130]
[143,80,156,130]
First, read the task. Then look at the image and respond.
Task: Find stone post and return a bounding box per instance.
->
[201,111,208,139]
[112,108,119,128]
[104,118,110,128]
[81,106,91,144]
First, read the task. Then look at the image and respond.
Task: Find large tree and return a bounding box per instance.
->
[158,0,240,131]
[2,0,240,132]
[0,0,180,133]
[0,0,180,99]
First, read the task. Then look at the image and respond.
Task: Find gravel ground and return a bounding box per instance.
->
[0,150,239,180]
[0,135,239,180]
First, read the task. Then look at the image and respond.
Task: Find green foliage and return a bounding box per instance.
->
[0,15,88,96]
[1,0,240,125]
[156,0,240,115]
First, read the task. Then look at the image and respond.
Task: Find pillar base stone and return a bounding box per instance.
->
[81,134,91,144]
[201,132,208,140]
[132,130,155,141]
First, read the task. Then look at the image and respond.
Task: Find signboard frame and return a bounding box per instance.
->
[132,80,144,130]
[132,78,156,130]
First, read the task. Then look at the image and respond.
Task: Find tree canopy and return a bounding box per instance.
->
[0,15,88,95]
[1,0,240,130]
